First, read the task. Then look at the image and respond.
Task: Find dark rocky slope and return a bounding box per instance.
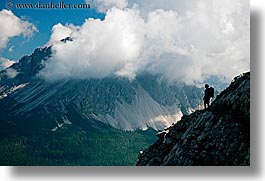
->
[136,72,250,166]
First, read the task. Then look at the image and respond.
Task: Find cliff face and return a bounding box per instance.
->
[136,72,250,166]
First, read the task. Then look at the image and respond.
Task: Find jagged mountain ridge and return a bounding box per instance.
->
[0,46,204,132]
[136,72,250,166]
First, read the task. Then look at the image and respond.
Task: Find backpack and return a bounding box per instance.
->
[209,87,214,98]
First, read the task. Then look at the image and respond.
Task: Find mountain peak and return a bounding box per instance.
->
[60,37,73,43]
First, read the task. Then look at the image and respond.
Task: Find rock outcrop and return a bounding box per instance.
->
[136,72,250,166]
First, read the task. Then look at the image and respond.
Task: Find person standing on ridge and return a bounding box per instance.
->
[204,84,214,109]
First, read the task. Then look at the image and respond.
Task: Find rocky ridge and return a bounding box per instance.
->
[136,72,250,166]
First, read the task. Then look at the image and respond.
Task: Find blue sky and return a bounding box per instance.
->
[0,0,104,61]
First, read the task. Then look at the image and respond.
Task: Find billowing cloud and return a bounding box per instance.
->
[0,9,37,70]
[0,9,37,49]
[41,7,145,80]
[89,0,203,15]
[46,23,78,46]
[41,0,249,84]
[89,0,128,12]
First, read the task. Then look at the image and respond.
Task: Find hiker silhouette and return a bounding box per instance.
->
[203,84,214,109]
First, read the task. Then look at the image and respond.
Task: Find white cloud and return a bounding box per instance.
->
[0,9,37,50]
[41,7,144,80]
[88,0,128,12]
[89,0,198,14]
[41,0,249,84]
[46,23,78,46]
[6,68,19,78]
[0,57,15,70]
